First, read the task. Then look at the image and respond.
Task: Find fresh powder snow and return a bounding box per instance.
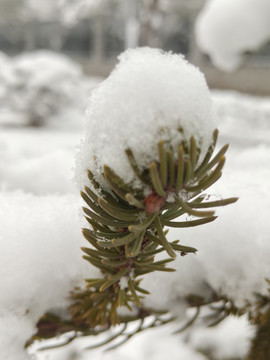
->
[0,51,97,128]
[0,191,99,360]
[76,47,215,192]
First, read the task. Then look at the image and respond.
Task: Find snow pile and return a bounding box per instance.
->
[0,51,90,128]
[76,47,215,190]
[0,128,82,195]
[212,90,270,146]
[0,191,98,360]
[196,0,270,71]
[1,148,75,194]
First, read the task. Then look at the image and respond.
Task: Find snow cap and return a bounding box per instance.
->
[76,47,215,190]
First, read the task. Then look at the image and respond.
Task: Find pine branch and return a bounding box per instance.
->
[28,130,237,350]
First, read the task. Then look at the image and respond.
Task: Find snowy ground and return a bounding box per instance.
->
[1,88,269,359]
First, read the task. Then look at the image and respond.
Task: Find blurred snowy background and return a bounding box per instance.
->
[1,0,270,359]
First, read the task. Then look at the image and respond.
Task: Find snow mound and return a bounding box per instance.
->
[0,51,90,128]
[212,90,270,146]
[76,47,215,190]
[196,0,270,71]
[0,191,98,360]
[0,128,82,195]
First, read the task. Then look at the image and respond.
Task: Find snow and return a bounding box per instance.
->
[76,47,215,191]
[213,90,270,146]
[0,51,96,128]
[195,0,270,71]
[189,315,254,359]
[0,190,99,360]
[1,314,34,360]
[0,128,80,195]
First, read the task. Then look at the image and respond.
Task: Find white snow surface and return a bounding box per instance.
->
[196,0,270,71]
[213,90,270,146]
[0,191,99,360]
[189,315,254,359]
[1,88,270,358]
[76,47,215,191]
[0,128,81,195]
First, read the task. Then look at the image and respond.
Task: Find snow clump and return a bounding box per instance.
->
[76,47,215,191]
[195,0,270,72]
[0,51,89,128]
